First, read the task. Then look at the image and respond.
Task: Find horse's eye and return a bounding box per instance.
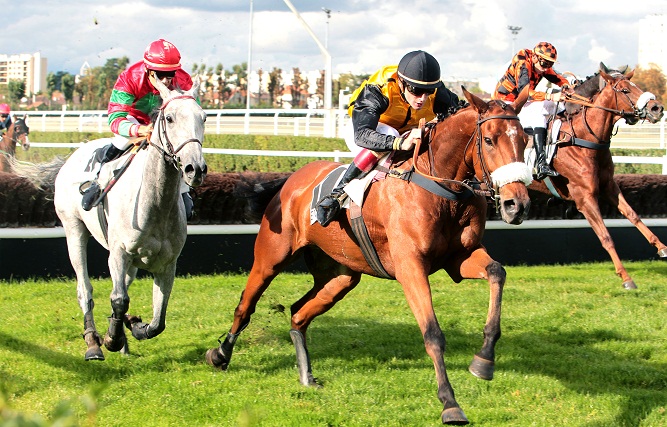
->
[484,136,493,145]
[166,115,174,123]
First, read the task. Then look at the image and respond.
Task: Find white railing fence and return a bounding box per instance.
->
[27,143,667,174]
[14,109,667,148]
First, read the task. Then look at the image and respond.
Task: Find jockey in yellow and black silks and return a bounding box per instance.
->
[316,50,459,227]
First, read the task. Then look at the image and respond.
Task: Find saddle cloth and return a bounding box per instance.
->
[309,153,392,225]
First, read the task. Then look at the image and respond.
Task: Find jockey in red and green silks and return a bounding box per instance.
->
[81,39,198,216]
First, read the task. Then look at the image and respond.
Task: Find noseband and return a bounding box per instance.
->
[149,95,203,167]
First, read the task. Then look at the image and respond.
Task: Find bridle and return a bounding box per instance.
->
[410,104,522,201]
[148,94,203,168]
[563,75,652,143]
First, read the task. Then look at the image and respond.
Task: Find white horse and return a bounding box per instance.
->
[16,77,207,360]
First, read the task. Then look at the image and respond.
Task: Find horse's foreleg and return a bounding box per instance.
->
[127,268,174,340]
[454,248,504,381]
[575,191,637,289]
[104,253,131,352]
[395,267,468,425]
[607,181,667,258]
[205,260,282,370]
[207,223,295,371]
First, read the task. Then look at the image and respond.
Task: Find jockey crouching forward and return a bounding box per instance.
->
[81,38,197,219]
[493,41,574,180]
[316,50,460,227]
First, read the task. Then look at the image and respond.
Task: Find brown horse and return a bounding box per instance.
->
[530,63,665,289]
[0,117,30,173]
[206,87,532,425]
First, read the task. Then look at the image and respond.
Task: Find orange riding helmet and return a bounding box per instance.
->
[533,42,558,62]
[143,39,182,72]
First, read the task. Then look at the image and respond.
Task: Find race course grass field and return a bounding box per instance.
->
[1,261,666,426]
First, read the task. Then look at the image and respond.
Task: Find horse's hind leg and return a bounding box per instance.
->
[606,180,667,258]
[573,185,637,289]
[63,219,104,361]
[289,248,362,387]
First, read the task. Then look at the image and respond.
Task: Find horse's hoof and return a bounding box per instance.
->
[468,355,494,380]
[123,314,143,329]
[441,407,469,425]
[205,348,229,370]
[657,248,667,258]
[622,280,638,290]
[84,347,105,361]
[103,332,127,352]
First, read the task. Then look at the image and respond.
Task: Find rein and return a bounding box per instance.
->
[561,76,643,146]
[409,113,520,200]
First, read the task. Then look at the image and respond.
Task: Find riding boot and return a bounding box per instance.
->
[182,192,194,221]
[533,127,559,180]
[81,144,124,211]
[316,164,366,227]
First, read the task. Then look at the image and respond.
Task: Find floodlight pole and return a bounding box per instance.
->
[246,0,254,111]
[283,0,332,110]
[508,25,522,55]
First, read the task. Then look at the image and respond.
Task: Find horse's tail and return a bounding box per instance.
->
[234,173,290,223]
[8,156,66,192]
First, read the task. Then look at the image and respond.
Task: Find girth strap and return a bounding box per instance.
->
[401,170,475,201]
[349,202,393,279]
[571,137,610,150]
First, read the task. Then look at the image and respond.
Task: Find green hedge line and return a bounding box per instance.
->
[18,131,663,174]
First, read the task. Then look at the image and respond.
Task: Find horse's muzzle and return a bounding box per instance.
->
[184,162,207,188]
[645,100,664,124]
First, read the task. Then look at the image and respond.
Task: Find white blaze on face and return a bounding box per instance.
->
[491,162,533,187]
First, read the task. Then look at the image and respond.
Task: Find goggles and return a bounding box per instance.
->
[537,57,554,69]
[403,81,436,97]
[154,70,176,79]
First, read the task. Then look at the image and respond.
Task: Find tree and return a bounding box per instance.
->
[268,67,283,108]
[632,64,666,104]
[291,68,308,108]
[61,73,75,106]
[7,80,26,105]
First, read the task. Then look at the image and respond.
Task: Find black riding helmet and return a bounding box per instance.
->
[397,50,441,89]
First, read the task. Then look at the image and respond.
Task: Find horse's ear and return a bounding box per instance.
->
[624,68,634,80]
[461,85,488,114]
[189,74,201,98]
[513,85,530,114]
[599,62,610,74]
[151,72,171,99]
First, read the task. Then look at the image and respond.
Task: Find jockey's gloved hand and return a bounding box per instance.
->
[137,124,152,137]
[395,128,421,151]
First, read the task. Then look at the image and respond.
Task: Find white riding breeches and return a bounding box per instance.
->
[517,100,564,129]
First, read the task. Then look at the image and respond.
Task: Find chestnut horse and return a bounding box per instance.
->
[530,63,665,289]
[206,88,532,425]
[0,117,30,172]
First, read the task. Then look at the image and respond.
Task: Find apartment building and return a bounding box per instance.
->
[638,14,667,72]
[0,51,48,96]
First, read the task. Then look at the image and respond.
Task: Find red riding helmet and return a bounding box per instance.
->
[533,42,558,62]
[143,39,182,71]
[0,104,10,115]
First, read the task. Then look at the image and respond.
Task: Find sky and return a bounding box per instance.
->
[3,0,666,93]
